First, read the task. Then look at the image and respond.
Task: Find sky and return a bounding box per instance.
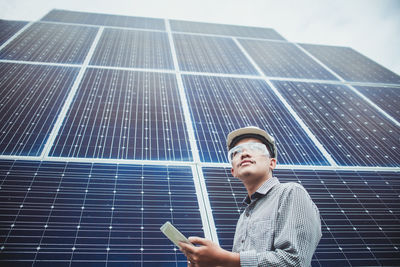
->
[1,0,400,75]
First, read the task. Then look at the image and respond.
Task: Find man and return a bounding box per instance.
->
[180,126,322,266]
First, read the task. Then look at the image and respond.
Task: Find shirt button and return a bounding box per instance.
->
[246,212,249,217]
[241,239,244,243]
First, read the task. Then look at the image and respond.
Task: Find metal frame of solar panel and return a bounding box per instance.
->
[0,9,399,267]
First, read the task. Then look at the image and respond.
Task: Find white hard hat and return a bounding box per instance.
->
[226,126,277,159]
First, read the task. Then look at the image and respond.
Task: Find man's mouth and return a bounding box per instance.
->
[240,160,254,167]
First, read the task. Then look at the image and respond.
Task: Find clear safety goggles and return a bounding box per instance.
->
[228,142,270,162]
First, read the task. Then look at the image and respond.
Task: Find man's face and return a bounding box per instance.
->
[230,137,276,181]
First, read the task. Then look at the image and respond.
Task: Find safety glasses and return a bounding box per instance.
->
[228,142,270,162]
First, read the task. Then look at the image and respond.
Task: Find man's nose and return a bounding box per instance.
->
[240,149,251,159]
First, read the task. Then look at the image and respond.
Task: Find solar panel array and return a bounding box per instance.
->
[0,160,202,266]
[0,22,98,64]
[0,63,79,156]
[0,9,399,266]
[203,167,400,266]
[49,68,191,161]
[182,75,328,165]
[272,81,400,167]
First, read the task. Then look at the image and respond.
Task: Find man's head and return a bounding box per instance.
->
[227,126,277,158]
[227,126,277,181]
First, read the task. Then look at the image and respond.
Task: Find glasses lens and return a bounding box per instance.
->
[228,142,269,161]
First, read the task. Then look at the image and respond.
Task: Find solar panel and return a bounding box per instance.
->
[1,9,400,267]
[41,9,165,31]
[0,63,79,156]
[90,28,174,69]
[173,33,258,74]
[300,43,400,84]
[202,167,400,266]
[182,74,329,165]
[0,22,98,64]
[238,39,338,80]
[354,85,400,122]
[0,160,203,266]
[0,20,27,46]
[272,81,400,167]
[170,20,285,40]
[50,68,192,161]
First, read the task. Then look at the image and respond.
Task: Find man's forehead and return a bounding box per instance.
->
[234,137,264,146]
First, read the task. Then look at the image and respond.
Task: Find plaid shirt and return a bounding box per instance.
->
[232,177,322,267]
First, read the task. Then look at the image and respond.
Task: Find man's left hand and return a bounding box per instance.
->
[179,236,240,267]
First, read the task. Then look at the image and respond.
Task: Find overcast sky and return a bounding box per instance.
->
[1,0,399,75]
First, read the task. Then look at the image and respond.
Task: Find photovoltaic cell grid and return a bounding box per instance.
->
[0,63,79,156]
[272,81,400,167]
[170,20,285,40]
[90,28,174,70]
[173,34,258,75]
[50,68,192,161]
[0,22,98,64]
[182,75,329,165]
[202,167,400,267]
[300,43,400,84]
[354,85,400,122]
[41,9,165,31]
[0,20,27,46]
[238,39,338,80]
[1,8,400,267]
[0,160,202,266]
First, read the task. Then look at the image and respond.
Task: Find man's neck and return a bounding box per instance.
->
[243,175,271,197]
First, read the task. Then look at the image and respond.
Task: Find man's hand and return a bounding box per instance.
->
[179,236,240,267]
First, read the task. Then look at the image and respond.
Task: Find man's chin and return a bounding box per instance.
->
[237,169,255,179]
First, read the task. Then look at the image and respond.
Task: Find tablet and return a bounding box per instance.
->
[160,221,193,248]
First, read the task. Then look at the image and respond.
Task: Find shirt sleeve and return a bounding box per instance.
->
[239,184,322,267]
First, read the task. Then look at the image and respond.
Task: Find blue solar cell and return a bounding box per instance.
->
[0,63,79,156]
[182,74,329,165]
[0,160,202,266]
[354,85,400,122]
[50,68,192,161]
[272,81,400,167]
[90,28,174,69]
[300,43,400,84]
[41,9,165,31]
[170,20,285,40]
[0,22,98,64]
[0,20,27,46]
[202,167,400,267]
[239,39,338,80]
[173,34,258,75]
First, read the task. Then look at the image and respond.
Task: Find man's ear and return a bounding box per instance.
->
[269,158,277,171]
[231,167,235,177]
